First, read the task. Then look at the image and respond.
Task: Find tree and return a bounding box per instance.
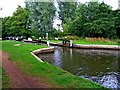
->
[68,16,85,37]
[12,6,32,37]
[0,18,2,37]
[58,1,77,24]
[2,6,31,38]
[113,10,120,38]
[84,18,117,39]
[26,1,56,38]
[66,1,118,39]
[2,16,14,37]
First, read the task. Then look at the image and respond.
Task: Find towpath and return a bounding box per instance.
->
[1,51,52,88]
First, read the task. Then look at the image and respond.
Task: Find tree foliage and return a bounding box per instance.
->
[113,10,120,38]
[26,1,56,38]
[2,1,120,39]
[60,1,120,39]
[2,6,31,38]
[58,1,77,24]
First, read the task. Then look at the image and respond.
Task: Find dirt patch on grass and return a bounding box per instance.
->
[1,51,52,88]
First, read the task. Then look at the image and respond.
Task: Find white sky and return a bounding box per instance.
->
[0,0,25,18]
[0,0,119,18]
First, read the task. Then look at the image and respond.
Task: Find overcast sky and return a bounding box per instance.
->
[0,0,119,18]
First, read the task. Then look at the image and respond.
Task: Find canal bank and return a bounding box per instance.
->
[38,46,120,89]
[24,40,120,50]
[1,40,105,88]
[23,40,120,88]
[49,42,120,50]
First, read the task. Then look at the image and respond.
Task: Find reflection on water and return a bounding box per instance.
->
[38,46,120,88]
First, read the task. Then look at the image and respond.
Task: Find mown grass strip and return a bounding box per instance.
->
[2,68,12,88]
[43,39,120,46]
[42,39,62,43]
[73,40,119,46]
[1,40,106,88]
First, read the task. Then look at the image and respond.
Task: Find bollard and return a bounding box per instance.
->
[47,40,50,46]
[70,40,72,47]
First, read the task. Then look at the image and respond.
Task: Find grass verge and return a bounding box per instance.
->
[44,39,119,46]
[2,68,12,88]
[73,39,119,45]
[42,39,62,43]
[1,40,106,88]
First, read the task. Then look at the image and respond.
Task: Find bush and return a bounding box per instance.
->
[117,39,120,45]
[85,37,111,42]
[52,29,64,37]
[31,36,36,40]
[62,35,80,40]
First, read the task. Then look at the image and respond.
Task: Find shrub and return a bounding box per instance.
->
[85,37,111,42]
[31,36,36,40]
[52,29,64,37]
[62,35,80,40]
[117,39,120,45]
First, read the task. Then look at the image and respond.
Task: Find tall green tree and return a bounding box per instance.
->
[2,6,31,38]
[84,18,117,38]
[12,6,32,37]
[58,1,77,24]
[57,1,78,35]
[26,1,56,38]
[2,16,14,37]
[113,10,120,38]
[67,1,118,39]
[0,18,3,37]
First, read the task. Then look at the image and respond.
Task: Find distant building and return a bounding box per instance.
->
[118,0,120,10]
[53,19,63,32]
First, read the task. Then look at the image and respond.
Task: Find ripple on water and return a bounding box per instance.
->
[81,72,120,88]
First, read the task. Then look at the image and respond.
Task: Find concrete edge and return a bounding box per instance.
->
[49,41,120,50]
[31,47,54,62]
[74,44,120,50]
[31,52,43,62]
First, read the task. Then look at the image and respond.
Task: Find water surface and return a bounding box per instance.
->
[38,46,120,88]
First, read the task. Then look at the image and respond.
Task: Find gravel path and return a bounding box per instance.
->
[1,51,52,88]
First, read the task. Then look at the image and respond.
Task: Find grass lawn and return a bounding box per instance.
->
[50,40,62,43]
[1,40,106,88]
[73,39,119,45]
[42,39,119,46]
[42,39,62,43]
